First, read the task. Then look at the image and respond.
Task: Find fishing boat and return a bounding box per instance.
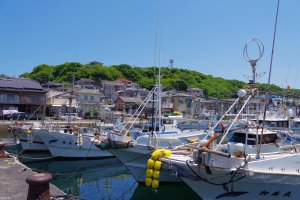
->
[161,89,300,200]
[12,122,49,152]
[38,126,113,159]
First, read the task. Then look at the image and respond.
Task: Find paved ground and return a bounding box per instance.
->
[0,155,66,200]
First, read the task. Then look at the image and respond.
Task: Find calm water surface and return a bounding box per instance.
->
[1,131,201,200]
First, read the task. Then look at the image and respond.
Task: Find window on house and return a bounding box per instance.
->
[7,94,18,103]
[84,95,88,100]
[90,96,94,101]
[28,95,43,103]
[186,99,192,107]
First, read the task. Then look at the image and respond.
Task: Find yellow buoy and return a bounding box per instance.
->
[151,179,159,189]
[146,169,154,178]
[154,160,162,171]
[151,150,162,160]
[152,170,160,179]
[145,177,152,187]
[147,159,155,169]
[163,150,172,158]
[125,131,131,137]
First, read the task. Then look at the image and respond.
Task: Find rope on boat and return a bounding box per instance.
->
[184,160,246,187]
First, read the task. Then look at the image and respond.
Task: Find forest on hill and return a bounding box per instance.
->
[20,62,299,99]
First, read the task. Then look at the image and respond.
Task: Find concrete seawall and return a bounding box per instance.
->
[0,154,65,199]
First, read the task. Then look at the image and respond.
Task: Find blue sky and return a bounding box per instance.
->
[1,0,299,88]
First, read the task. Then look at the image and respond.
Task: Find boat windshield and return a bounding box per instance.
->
[229,132,277,145]
[162,118,174,125]
[229,132,246,144]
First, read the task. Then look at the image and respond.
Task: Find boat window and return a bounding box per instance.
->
[229,132,246,144]
[292,122,300,128]
[269,122,277,127]
[246,134,256,145]
[162,119,174,124]
[282,121,288,128]
[260,134,277,144]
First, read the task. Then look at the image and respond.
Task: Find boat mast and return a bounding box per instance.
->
[68,75,75,126]
[158,64,162,135]
[259,0,280,159]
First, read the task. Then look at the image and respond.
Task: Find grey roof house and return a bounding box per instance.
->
[0,78,46,119]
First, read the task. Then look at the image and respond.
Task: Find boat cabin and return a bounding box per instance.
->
[227,129,280,155]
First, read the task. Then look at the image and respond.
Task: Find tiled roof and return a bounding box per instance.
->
[0,78,43,90]
[76,88,100,95]
[118,96,142,103]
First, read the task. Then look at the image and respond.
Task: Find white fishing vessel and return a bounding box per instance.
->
[39,126,113,159]
[161,89,300,200]
[12,122,49,152]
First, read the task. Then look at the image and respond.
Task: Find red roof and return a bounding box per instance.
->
[116,78,132,84]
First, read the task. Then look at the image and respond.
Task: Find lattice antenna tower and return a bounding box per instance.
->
[169,59,174,69]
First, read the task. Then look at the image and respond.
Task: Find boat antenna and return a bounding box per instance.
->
[243,38,264,86]
[258,0,280,159]
[68,75,75,126]
[243,38,264,159]
[268,0,280,85]
[158,27,162,136]
[151,0,161,138]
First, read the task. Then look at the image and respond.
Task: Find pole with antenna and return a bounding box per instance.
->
[151,0,161,139]
[258,0,280,159]
[243,38,264,159]
[68,75,75,126]
[268,0,280,85]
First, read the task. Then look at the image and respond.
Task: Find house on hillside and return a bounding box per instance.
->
[46,90,77,117]
[187,88,204,98]
[0,78,46,119]
[101,80,125,103]
[75,88,104,113]
[114,96,143,115]
[75,78,97,89]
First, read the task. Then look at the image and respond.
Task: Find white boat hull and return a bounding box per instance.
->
[13,127,48,152]
[39,130,113,159]
[109,145,181,183]
[182,176,297,200]
[166,152,300,200]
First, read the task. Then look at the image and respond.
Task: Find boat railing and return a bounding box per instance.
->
[215,92,254,151]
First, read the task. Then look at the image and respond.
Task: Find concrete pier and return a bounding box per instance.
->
[0,155,65,200]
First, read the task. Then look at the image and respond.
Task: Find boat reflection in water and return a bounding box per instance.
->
[5,142,201,199]
[23,156,201,200]
[25,158,137,200]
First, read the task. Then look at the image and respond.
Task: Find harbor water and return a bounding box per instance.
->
[1,130,201,200]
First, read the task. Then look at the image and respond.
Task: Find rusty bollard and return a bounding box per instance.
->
[0,142,6,156]
[26,173,52,200]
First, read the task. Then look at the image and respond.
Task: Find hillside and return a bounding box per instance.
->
[20,62,298,99]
